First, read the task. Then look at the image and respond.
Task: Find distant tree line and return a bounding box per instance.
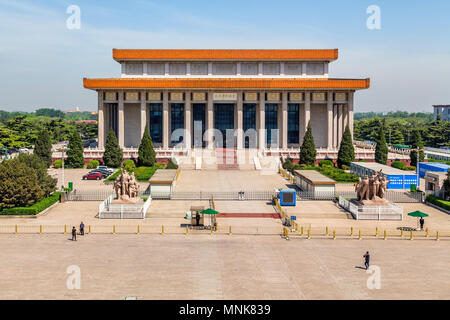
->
[0,112,97,149]
[354,114,450,148]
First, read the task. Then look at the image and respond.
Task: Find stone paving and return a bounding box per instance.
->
[0,234,448,300]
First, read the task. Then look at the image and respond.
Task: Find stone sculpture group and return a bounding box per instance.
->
[113,170,140,203]
[355,170,389,204]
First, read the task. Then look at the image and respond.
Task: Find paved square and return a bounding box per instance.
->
[0,234,448,299]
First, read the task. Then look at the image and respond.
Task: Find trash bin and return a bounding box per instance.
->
[68,182,73,190]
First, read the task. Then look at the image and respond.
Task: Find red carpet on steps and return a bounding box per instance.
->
[217,213,281,218]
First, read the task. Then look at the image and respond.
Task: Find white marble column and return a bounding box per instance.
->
[207,92,214,149]
[343,104,349,133]
[281,91,288,149]
[162,91,169,149]
[98,91,104,149]
[337,104,343,147]
[333,104,338,148]
[237,92,243,149]
[348,91,354,138]
[118,91,124,148]
[258,92,265,150]
[327,91,333,149]
[301,92,311,143]
[184,91,192,149]
[140,91,147,140]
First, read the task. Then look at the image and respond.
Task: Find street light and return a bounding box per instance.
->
[57,146,68,189]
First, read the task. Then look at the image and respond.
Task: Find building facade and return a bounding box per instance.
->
[433,105,450,121]
[84,49,370,151]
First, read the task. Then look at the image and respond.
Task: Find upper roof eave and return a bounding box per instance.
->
[112,49,339,62]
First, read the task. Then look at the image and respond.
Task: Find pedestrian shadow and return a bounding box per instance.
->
[354,266,366,270]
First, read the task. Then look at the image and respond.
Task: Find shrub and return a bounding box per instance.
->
[341,164,349,170]
[282,159,294,172]
[319,160,334,168]
[15,153,56,197]
[426,194,450,211]
[375,121,388,165]
[54,159,63,168]
[405,166,416,171]
[391,161,406,170]
[123,159,136,173]
[166,159,179,169]
[0,192,61,215]
[87,160,100,169]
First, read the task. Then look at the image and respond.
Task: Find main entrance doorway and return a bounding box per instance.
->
[214,103,235,148]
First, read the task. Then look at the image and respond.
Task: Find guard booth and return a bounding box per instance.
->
[190,205,205,227]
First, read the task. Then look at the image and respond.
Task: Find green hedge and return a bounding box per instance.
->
[301,166,359,183]
[426,194,450,211]
[428,159,450,165]
[87,159,100,169]
[0,192,61,215]
[391,161,406,170]
[105,166,159,182]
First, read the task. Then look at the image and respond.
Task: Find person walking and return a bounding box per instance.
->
[363,251,370,270]
[71,226,77,241]
[80,221,85,235]
[419,217,424,231]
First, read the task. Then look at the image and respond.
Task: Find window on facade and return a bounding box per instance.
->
[191,63,208,75]
[171,103,185,144]
[169,63,187,75]
[288,104,299,144]
[265,104,278,146]
[107,103,118,139]
[285,63,303,75]
[243,104,257,148]
[126,63,143,75]
[147,63,165,75]
[306,62,325,75]
[263,63,280,75]
[193,104,206,148]
[149,103,162,144]
[241,63,258,75]
[212,63,237,75]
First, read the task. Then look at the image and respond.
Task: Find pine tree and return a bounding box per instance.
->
[65,130,84,168]
[166,158,178,169]
[138,124,156,167]
[337,124,355,168]
[103,129,123,168]
[16,153,56,197]
[34,127,52,167]
[299,121,316,166]
[410,129,424,167]
[375,121,388,165]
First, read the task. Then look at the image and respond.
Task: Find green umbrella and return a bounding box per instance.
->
[200,208,219,215]
[407,211,429,218]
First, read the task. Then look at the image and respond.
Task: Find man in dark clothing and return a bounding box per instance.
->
[72,226,77,241]
[363,251,370,270]
[195,213,200,226]
[80,222,85,235]
[419,218,424,230]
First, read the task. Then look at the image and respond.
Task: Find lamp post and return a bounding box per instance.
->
[58,146,68,190]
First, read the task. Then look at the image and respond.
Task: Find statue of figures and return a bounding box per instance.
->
[129,172,139,198]
[356,175,370,201]
[378,175,389,199]
[113,172,122,199]
[122,170,130,197]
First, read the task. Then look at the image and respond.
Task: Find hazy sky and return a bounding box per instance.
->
[0,0,449,113]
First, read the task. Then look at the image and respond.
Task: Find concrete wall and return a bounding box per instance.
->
[310,103,327,148]
[124,103,141,148]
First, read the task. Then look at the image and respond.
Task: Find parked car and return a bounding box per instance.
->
[89,170,110,178]
[82,172,102,180]
[18,148,29,153]
[7,148,18,154]
[97,166,114,173]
